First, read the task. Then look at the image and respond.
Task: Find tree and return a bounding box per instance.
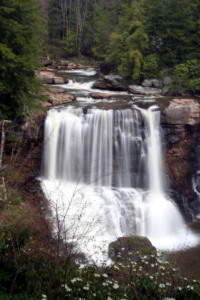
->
[0,0,45,120]
[106,0,148,80]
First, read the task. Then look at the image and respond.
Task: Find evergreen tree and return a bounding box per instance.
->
[106,0,148,80]
[0,0,45,119]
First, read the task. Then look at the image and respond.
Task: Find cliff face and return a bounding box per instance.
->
[161,98,200,221]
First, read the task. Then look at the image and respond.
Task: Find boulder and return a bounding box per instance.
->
[35,70,67,84]
[142,79,162,88]
[43,87,75,107]
[109,236,156,263]
[93,75,127,91]
[90,92,109,99]
[163,76,173,86]
[129,85,161,96]
[162,98,200,126]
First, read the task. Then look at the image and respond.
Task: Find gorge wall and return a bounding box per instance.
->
[161,98,200,221]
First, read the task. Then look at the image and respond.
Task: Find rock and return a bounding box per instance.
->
[47,87,75,106]
[163,98,200,125]
[67,63,78,70]
[93,75,127,91]
[161,85,171,95]
[163,76,173,86]
[21,111,46,141]
[142,79,162,88]
[50,94,75,106]
[129,85,161,95]
[90,92,109,99]
[152,79,162,88]
[35,70,67,84]
[109,236,156,263]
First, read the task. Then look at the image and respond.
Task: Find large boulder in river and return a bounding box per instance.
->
[109,236,156,263]
[93,75,127,91]
[129,85,161,96]
[35,70,67,84]
[45,87,75,106]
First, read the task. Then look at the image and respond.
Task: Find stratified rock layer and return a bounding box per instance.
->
[161,98,200,221]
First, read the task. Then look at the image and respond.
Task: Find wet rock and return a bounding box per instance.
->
[129,85,161,95]
[90,92,109,99]
[35,70,67,84]
[109,236,156,263]
[47,87,75,106]
[93,75,127,91]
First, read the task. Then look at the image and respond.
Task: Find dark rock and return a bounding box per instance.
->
[93,75,127,91]
[109,236,156,263]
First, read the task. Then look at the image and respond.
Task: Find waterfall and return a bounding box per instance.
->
[41,105,198,263]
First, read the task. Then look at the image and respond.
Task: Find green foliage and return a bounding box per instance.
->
[173,59,200,94]
[106,0,148,80]
[63,31,78,56]
[142,54,160,79]
[0,0,45,119]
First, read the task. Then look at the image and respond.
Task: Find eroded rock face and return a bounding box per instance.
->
[162,98,200,126]
[161,98,200,221]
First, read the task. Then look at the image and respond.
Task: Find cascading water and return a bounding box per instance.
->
[41,101,198,263]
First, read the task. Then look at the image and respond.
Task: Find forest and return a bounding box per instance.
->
[0,0,200,119]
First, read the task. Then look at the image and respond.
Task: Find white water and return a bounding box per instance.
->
[41,105,199,264]
[60,68,98,76]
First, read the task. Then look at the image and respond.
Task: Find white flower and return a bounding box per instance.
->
[149,276,153,279]
[159,283,165,288]
[83,286,89,290]
[113,283,119,289]
[114,265,119,270]
[102,282,108,286]
[107,297,113,300]
[41,295,47,300]
[166,282,171,286]
[94,273,100,277]
[102,273,108,278]
[187,285,194,290]
[177,287,182,290]
[61,284,71,292]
